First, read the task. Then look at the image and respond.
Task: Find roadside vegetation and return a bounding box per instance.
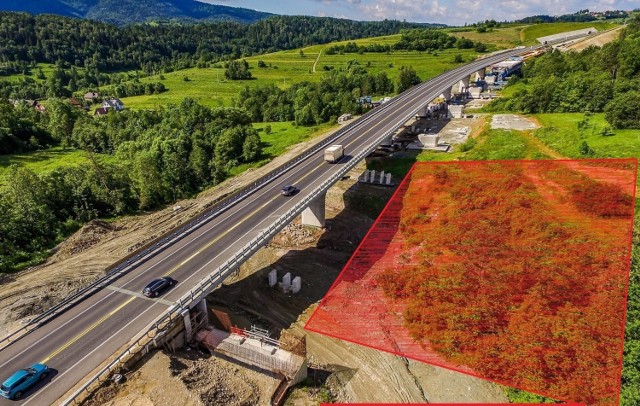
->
[486,15,640,133]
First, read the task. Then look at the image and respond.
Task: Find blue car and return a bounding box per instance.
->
[0,363,49,400]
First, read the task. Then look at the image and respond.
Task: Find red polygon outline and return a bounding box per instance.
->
[307,159,638,405]
[321,404,587,406]
[322,404,587,406]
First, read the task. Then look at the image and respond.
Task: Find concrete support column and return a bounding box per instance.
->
[475,69,486,81]
[196,298,207,320]
[440,87,452,101]
[301,192,326,228]
[459,76,470,93]
[182,309,192,339]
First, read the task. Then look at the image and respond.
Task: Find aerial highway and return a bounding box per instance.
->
[0,45,542,405]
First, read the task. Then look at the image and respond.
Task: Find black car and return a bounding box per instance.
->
[280,185,298,196]
[142,276,176,298]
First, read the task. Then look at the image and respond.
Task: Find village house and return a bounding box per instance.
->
[84,92,100,103]
[102,98,124,111]
[94,107,109,116]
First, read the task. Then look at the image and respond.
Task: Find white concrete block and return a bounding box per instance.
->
[282,272,291,292]
[268,269,277,287]
[292,276,302,294]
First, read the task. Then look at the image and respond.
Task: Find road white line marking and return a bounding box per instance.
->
[105,286,175,307]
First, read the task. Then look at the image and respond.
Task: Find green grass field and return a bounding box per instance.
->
[0,148,118,181]
[227,121,336,176]
[1,63,60,83]
[520,22,618,42]
[461,128,549,160]
[449,25,528,49]
[534,113,640,159]
[116,34,480,110]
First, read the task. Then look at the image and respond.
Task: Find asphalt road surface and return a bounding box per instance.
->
[0,45,540,405]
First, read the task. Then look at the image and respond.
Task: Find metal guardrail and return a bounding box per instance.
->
[61,45,543,404]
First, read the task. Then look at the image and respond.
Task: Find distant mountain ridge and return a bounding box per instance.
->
[0,0,272,25]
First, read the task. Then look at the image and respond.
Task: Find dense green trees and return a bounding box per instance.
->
[235,63,394,126]
[0,99,52,153]
[516,9,627,24]
[397,66,421,93]
[325,41,392,55]
[394,29,457,51]
[324,29,487,56]
[605,91,640,129]
[0,13,428,75]
[0,162,135,271]
[224,60,252,80]
[0,99,263,272]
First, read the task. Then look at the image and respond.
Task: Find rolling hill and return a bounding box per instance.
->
[0,0,272,25]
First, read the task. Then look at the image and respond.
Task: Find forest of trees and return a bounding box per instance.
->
[487,14,640,129]
[234,60,395,125]
[516,9,628,24]
[0,98,262,272]
[0,13,431,75]
[324,29,488,55]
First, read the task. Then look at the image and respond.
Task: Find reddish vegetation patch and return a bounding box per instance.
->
[307,159,637,405]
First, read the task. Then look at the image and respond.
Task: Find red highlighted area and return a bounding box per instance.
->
[306,159,637,405]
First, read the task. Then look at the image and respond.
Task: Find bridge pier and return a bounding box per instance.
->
[475,69,486,81]
[301,192,326,228]
[458,76,470,94]
[440,87,452,101]
[183,298,207,341]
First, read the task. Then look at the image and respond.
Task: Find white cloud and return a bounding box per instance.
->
[307,0,638,25]
[197,0,638,25]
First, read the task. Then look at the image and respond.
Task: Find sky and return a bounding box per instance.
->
[200,0,639,25]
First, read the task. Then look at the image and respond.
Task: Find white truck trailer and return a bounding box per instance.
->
[324,144,344,163]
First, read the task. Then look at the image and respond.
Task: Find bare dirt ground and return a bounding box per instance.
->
[491,114,539,131]
[564,26,623,52]
[85,348,280,406]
